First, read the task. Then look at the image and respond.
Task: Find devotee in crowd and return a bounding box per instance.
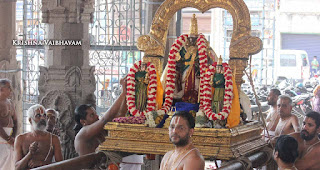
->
[15,104,63,170]
[290,111,320,170]
[311,85,320,112]
[46,108,60,136]
[263,89,281,139]
[74,76,127,156]
[273,135,299,170]
[275,95,300,136]
[311,56,319,77]
[160,111,205,170]
[0,79,18,170]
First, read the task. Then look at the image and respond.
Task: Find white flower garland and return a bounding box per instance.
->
[200,62,234,120]
[196,34,209,110]
[160,34,190,113]
[126,61,157,117]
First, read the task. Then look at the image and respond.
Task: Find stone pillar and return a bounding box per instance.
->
[0,0,23,135]
[39,0,95,159]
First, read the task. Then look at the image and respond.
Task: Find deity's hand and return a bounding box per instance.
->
[120,75,127,93]
[29,141,39,155]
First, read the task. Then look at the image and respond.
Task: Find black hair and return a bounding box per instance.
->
[306,111,320,128]
[275,135,299,164]
[73,104,92,133]
[270,88,281,96]
[171,111,195,129]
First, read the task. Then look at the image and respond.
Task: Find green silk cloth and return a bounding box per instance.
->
[135,71,148,112]
[212,73,225,113]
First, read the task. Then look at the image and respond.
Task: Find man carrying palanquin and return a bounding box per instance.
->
[15,104,63,169]
[290,111,320,170]
[274,95,300,136]
[0,78,18,170]
[74,77,127,156]
[160,111,204,170]
[262,89,281,140]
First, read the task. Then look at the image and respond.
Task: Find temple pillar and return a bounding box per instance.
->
[0,0,23,134]
[39,0,95,159]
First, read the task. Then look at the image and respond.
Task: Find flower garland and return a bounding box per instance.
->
[159,34,189,114]
[145,34,212,127]
[145,34,189,127]
[126,61,157,117]
[200,62,234,120]
[196,34,209,109]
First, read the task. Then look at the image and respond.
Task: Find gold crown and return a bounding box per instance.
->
[218,55,223,65]
[189,14,198,36]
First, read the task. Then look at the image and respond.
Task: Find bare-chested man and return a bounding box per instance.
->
[160,111,205,170]
[290,111,320,170]
[275,95,300,136]
[263,89,281,140]
[273,135,299,170]
[74,77,127,156]
[266,89,281,131]
[15,104,63,170]
[46,109,60,136]
[0,79,18,170]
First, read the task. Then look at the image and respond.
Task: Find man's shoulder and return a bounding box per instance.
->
[163,150,174,158]
[314,141,320,149]
[17,132,30,138]
[289,114,299,121]
[186,148,204,161]
[183,148,205,168]
[289,132,302,140]
[16,132,31,142]
[74,128,88,143]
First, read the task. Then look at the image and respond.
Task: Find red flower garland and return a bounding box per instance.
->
[200,62,234,120]
[126,61,157,117]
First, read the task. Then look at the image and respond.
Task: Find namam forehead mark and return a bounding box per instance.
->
[171,116,186,126]
[33,107,46,118]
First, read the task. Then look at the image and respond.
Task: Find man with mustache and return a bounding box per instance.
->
[160,111,204,170]
[275,95,300,136]
[14,104,63,170]
[290,111,320,169]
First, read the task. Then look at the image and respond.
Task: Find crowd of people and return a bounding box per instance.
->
[1,73,320,170]
[264,88,320,170]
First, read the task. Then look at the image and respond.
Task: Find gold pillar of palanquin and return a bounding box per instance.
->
[137,0,263,90]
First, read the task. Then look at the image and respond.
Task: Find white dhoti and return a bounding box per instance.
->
[0,127,14,170]
[262,130,275,142]
[120,155,144,170]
